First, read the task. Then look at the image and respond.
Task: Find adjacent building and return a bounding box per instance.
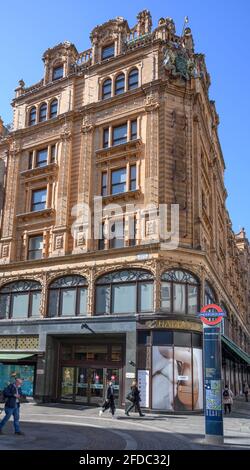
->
[0,11,249,412]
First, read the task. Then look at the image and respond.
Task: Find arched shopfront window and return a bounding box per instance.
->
[48,275,88,317]
[0,280,41,319]
[204,281,216,305]
[161,270,199,315]
[95,269,154,315]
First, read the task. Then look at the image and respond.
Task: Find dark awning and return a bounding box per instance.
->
[222,335,250,365]
[0,353,35,361]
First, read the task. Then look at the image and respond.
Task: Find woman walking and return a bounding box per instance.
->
[125,380,144,417]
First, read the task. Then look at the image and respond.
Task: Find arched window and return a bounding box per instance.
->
[102,78,112,99]
[204,281,216,305]
[48,275,88,317]
[39,103,47,122]
[95,269,154,315]
[161,270,199,315]
[115,73,125,95]
[0,280,41,319]
[128,68,139,90]
[29,107,36,126]
[49,99,58,119]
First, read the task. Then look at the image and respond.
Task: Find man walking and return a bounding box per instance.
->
[0,378,24,435]
[99,380,116,418]
[222,384,233,415]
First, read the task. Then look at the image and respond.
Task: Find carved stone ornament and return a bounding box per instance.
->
[163,47,198,81]
[60,124,72,140]
[81,115,94,133]
[2,244,9,258]
[144,92,159,112]
[55,235,64,250]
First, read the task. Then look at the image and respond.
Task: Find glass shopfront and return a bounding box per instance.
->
[59,340,124,405]
[0,363,35,396]
[137,330,203,412]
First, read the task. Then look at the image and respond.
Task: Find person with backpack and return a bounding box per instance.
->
[222,384,233,414]
[99,380,116,418]
[0,378,24,435]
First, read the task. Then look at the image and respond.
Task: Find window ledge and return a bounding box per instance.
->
[16,208,55,222]
[20,163,58,178]
[102,189,141,203]
[96,138,142,157]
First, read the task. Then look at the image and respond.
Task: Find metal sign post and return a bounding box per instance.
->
[198,304,226,445]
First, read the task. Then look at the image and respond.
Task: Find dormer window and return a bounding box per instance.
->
[52,65,64,81]
[102,44,114,61]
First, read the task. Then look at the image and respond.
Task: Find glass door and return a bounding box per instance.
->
[89,368,104,405]
[61,367,74,402]
[75,367,88,403]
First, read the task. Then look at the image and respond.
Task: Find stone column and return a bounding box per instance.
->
[51,124,72,256]
[144,93,159,206]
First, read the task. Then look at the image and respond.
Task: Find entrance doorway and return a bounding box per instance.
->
[61,366,120,405]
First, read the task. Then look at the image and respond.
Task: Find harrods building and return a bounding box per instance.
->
[0,11,249,412]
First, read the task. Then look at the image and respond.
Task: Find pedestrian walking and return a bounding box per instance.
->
[222,384,233,415]
[243,382,249,402]
[0,378,24,435]
[125,380,145,417]
[99,381,116,418]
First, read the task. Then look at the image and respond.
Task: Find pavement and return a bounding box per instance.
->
[0,397,249,450]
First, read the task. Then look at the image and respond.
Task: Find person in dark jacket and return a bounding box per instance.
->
[99,381,116,418]
[125,380,145,417]
[0,378,24,435]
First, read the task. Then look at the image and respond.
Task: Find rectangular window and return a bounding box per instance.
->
[112,124,127,146]
[152,331,173,346]
[131,120,137,140]
[12,293,29,319]
[129,165,136,191]
[36,148,48,167]
[28,235,43,260]
[138,282,153,312]
[28,152,33,169]
[102,44,115,60]
[101,172,107,196]
[110,219,124,249]
[173,283,186,314]
[30,292,41,317]
[96,285,110,314]
[103,128,109,148]
[51,145,56,163]
[61,289,76,316]
[129,216,137,246]
[79,288,87,315]
[53,65,64,81]
[98,222,105,250]
[112,283,136,313]
[188,285,198,315]
[31,188,47,212]
[111,168,126,194]
[161,282,171,311]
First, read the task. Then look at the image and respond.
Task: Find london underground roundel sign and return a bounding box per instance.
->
[198,304,226,326]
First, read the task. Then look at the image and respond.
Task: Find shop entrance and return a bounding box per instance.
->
[61,366,120,405]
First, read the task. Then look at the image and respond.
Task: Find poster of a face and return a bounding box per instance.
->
[152,346,203,411]
[152,346,174,410]
[193,348,203,410]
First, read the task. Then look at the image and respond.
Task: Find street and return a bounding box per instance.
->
[0,398,249,450]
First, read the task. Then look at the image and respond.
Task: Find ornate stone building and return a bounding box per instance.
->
[0,11,249,411]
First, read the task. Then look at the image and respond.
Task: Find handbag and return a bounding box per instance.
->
[126,392,134,402]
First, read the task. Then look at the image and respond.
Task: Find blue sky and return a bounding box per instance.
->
[0,0,249,236]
